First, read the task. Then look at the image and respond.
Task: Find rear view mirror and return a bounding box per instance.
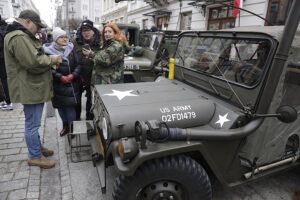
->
[276,105,298,123]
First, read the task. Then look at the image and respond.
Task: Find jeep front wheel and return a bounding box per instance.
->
[113,155,212,200]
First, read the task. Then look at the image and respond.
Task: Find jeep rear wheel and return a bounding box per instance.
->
[113,155,212,200]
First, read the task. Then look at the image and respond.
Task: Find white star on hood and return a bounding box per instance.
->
[215,113,230,128]
[103,90,138,100]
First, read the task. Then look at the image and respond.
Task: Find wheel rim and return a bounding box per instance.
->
[137,180,185,200]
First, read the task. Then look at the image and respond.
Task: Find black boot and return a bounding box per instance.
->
[59,122,69,137]
[69,122,75,139]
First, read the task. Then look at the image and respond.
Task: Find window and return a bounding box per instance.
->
[0,7,3,15]
[95,17,100,22]
[266,0,293,25]
[83,4,88,10]
[180,12,192,30]
[207,6,235,30]
[83,16,88,20]
[156,16,169,31]
[142,19,148,30]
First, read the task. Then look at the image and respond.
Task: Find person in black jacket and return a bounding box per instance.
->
[73,20,101,120]
[0,15,13,110]
[43,27,81,136]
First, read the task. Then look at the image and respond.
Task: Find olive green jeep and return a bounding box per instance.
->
[83,2,300,200]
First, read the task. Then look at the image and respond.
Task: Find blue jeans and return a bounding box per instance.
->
[23,103,44,159]
[58,106,76,124]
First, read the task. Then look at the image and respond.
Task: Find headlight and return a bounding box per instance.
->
[117,138,139,163]
[101,117,108,140]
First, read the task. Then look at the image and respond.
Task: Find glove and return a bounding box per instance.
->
[66,74,74,82]
[60,76,70,84]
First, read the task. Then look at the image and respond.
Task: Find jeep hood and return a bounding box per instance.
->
[124,56,152,69]
[94,79,216,139]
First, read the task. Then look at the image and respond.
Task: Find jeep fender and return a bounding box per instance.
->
[110,139,241,186]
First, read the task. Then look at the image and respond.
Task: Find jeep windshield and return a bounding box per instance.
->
[174,31,275,110]
[139,32,163,52]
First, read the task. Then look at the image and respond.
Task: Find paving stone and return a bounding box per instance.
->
[29,174,40,180]
[0,144,8,150]
[8,161,20,168]
[0,148,20,156]
[62,185,72,194]
[0,133,12,139]
[28,186,39,192]
[0,137,23,145]
[28,179,40,186]
[0,192,8,200]
[3,154,27,162]
[0,125,16,130]
[30,167,41,175]
[0,173,14,182]
[0,179,28,193]
[16,125,25,129]
[7,188,27,200]
[21,148,28,154]
[7,142,27,149]
[62,192,73,200]
[27,191,39,199]
[14,170,30,180]
[13,133,24,138]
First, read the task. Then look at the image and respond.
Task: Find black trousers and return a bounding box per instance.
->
[0,63,11,104]
[76,85,93,120]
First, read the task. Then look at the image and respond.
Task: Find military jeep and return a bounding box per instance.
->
[87,2,300,200]
[124,30,179,83]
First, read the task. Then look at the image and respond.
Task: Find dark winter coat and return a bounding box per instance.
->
[43,43,81,108]
[73,26,101,86]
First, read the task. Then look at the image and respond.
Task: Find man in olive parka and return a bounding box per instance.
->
[73,20,101,120]
[4,10,62,169]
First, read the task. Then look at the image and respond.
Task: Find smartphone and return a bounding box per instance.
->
[82,44,90,50]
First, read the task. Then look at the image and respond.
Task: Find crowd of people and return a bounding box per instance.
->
[0,10,127,169]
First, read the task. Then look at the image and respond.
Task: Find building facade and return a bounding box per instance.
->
[117,0,293,31]
[58,0,102,31]
[0,0,38,19]
[101,0,127,24]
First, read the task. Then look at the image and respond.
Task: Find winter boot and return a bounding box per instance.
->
[59,122,70,137]
[27,156,55,169]
[41,146,54,157]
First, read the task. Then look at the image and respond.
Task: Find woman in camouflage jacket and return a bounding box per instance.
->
[85,23,126,84]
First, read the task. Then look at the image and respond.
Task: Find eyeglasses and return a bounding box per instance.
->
[59,36,69,39]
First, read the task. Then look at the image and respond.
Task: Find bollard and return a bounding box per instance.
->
[168,58,175,80]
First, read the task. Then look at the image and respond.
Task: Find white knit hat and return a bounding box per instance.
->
[52,27,67,42]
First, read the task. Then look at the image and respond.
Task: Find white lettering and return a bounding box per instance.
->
[161,112,197,122]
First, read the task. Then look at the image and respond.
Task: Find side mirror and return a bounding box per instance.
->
[276,105,298,123]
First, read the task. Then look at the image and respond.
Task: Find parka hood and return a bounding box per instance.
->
[5,21,33,37]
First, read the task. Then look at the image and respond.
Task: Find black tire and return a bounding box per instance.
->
[113,155,212,200]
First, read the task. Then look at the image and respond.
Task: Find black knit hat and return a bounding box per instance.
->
[81,20,94,30]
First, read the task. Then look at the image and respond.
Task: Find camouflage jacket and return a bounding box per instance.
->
[93,39,124,84]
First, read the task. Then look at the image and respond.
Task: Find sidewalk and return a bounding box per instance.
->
[0,103,73,200]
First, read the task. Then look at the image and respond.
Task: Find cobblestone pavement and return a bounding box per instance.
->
[0,102,73,200]
[0,103,44,200]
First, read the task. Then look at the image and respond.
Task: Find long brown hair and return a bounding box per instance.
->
[102,22,128,45]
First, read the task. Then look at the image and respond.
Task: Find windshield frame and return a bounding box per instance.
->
[174,30,278,110]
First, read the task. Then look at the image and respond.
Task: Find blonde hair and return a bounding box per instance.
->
[102,22,128,45]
